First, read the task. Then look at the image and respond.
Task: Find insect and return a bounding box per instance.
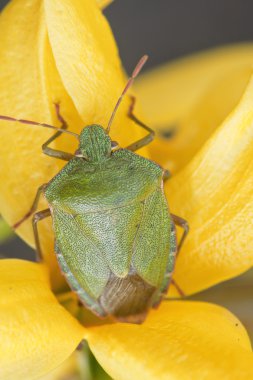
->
[0,56,188,323]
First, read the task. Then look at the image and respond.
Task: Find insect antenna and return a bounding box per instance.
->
[0,114,79,139]
[106,54,148,133]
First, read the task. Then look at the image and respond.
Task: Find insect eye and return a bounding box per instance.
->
[111,141,119,150]
[75,148,83,157]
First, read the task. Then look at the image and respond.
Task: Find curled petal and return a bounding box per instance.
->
[167,73,253,295]
[86,302,253,380]
[44,0,145,147]
[0,259,85,380]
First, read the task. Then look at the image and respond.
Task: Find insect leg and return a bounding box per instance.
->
[162,278,185,299]
[42,103,74,161]
[171,213,189,254]
[168,214,189,297]
[126,96,155,151]
[12,184,47,229]
[32,208,51,261]
[170,279,185,297]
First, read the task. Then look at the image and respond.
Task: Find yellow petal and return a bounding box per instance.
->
[44,0,145,147]
[167,72,253,296]
[135,44,253,173]
[96,0,114,9]
[0,0,67,289]
[86,302,253,380]
[39,352,79,380]
[0,259,85,380]
[0,0,146,290]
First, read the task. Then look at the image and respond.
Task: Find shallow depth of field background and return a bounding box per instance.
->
[0,0,252,342]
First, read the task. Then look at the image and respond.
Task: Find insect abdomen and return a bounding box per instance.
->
[56,241,165,323]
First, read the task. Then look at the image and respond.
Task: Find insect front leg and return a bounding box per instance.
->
[32,208,51,261]
[12,184,47,229]
[126,96,155,152]
[42,103,74,161]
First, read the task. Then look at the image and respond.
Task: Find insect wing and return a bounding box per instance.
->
[133,187,175,289]
[52,207,110,301]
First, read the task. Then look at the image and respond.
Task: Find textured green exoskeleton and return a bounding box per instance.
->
[44,125,176,322]
[1,57,188,323]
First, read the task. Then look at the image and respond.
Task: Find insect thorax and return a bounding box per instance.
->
[45,148,163,213]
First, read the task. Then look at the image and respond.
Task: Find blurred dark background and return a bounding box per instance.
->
[105,0,253,72]
[0,0,253,341]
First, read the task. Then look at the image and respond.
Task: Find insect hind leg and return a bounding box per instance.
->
[168,214,189,297]
[171,214,189,255]
[161,214,189,298]
[170,279,185,297]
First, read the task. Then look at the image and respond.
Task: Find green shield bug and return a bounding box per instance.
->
[0,56,188,323]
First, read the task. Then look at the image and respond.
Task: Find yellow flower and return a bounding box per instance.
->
[0,0,252,379]
[136,44,253,296]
